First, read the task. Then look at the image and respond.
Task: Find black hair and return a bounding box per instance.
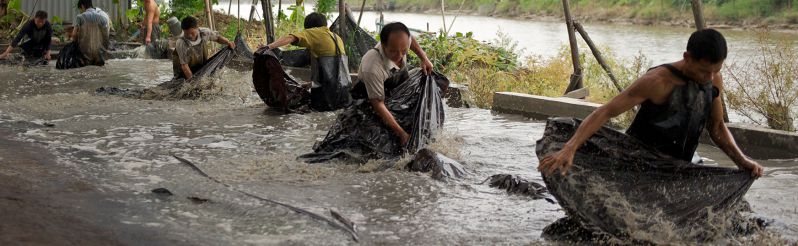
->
[34,10,47,20]
[686,29,727,63]
[304,12,327,29]
[77,0,93,9]
[379,22,410,45]
[181,16,199,30]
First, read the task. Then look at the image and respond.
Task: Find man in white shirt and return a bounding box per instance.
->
[353,22,434,145]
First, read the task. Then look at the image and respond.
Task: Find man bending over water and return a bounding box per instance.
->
[0,11,52,62]
[538,29,763,178]
[351,22,434,145]
[172,16,235,80]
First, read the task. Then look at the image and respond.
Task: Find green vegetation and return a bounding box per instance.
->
[410,30,648,126]
[372,0,798,26]
[726,31,798,132]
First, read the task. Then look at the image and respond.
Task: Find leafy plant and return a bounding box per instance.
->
[726,31,798,131]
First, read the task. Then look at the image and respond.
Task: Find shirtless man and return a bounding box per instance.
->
[143,0,161,45]
[538,29,763,178]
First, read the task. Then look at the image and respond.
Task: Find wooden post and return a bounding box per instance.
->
[357,0,366,26]
[339,0,347,35]
[249,0,258,22]
[261,0,275,43]
[277,0,282,24]
[204,0,215,31]
[562,0,583,95]
[690,0,706,30]
[228,0,233,16]
[440,0,447,35]
[574,22,622,93]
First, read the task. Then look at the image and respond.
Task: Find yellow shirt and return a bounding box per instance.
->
[290,27,346,58]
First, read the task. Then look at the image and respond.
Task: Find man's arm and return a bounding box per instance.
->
[262,35,298,49]
[707,73,763,177]
[409,36,433,75]
[0,45,13,59]
[144,1,156,44]
[538,75,657,176]
[180,64,193,80]
[215,36,236,49]
[2,22,29,58]
[370,99,411,145]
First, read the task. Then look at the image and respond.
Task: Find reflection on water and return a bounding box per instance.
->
[0,59,796,244]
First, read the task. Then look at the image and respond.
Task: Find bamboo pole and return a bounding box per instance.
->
[690,0,706,30]
[445,0,466,35]
[261,0,275,43]
[562,0,583,95]
[228,0,233,16]
[277,0,282,24]
[249,0,258,22]
[205,0,215,31]
[440,0,447,35]
[339,0,347,35]
[574,22,622,93]
[357,0,366,26]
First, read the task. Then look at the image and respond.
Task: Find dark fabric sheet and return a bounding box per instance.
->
[252,47,311,112]
[299,68,449,163]
[536,117,756,242]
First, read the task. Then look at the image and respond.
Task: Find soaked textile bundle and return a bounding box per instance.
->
[299,68,449,163]
[96,47,236,100]
[252,47,311,112]
[330,10,378,70]
[56,42,92,69]
[536,117,756,242]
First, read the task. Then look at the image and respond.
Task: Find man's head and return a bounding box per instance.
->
[379,22,411,65]
[304,12,327,29]
[683,29,727,82]
[181,16,200,41]
[33,11,47,29]
[77,0,93,12]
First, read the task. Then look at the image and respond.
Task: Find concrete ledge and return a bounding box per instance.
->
[491,91,798,160]
[492,92,601,120]
[710,123,798,160]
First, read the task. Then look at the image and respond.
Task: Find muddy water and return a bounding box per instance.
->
[0,60,796,244]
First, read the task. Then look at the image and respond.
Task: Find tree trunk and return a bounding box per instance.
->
[562,0,584,95]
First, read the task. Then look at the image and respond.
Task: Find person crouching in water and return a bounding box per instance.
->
[351,22,434,145]
[172,16,235,80]
[0,10,52,63]
[73,0,111,66]
[260,12,352,111]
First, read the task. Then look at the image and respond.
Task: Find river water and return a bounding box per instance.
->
[0,57,796,244]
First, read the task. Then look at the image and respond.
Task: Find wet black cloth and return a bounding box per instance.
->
[12,20,53,58]
[309,33,352,111]
[56,42,94,69]
[299,68,449,163]
[252,47,311,112]
[537,117,755,241]
[626,64,719,162]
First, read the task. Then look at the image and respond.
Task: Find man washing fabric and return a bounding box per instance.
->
[0,10,52,62]
[172,16,235,80]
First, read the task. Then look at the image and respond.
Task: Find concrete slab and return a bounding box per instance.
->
[492,92,601,120]
[492,91,798,160]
